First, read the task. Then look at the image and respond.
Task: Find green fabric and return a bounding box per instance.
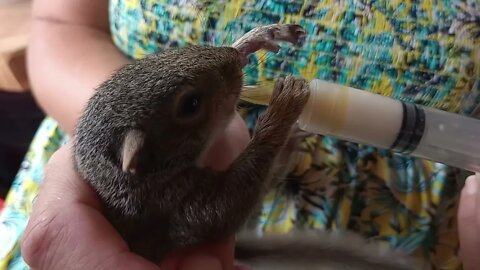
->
[1,0,478,269]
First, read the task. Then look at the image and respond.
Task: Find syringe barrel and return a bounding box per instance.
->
[297,79,404,149]
[297,79,480,172]
[412,107,480,172]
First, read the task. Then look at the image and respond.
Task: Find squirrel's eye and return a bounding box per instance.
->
[179,94,201,116]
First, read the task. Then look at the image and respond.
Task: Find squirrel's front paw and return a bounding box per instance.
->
[267,75,310,125]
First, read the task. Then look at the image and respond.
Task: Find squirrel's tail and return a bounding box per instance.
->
[235,230,420,270]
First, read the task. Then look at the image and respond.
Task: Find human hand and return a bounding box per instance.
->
[458,172,480,270]
[20,112,250,270]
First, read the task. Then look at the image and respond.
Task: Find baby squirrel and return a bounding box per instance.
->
[74,24,419,269]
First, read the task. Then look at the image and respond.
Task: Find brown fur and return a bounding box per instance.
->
[74,24,309,262]
[73,24,420,269]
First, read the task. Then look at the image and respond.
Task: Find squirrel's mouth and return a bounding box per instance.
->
[194,108,243,170]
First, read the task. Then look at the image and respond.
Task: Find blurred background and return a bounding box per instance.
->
[0,0,44,201]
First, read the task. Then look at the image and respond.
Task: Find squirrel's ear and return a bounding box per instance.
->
[121,129,145,174]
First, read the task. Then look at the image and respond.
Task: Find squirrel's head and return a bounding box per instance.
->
[115,46,244,174]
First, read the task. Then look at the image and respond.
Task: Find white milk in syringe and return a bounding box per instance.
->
[296,79,480,173]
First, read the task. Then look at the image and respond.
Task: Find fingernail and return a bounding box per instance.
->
[465,175,478,195]
[181,255,222,270]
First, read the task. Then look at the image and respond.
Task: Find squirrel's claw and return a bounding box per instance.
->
[232,24,306,66]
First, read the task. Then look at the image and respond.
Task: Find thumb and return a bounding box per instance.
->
[180,255,223,270]
[161,236,236,270]
[458,173,480,270]
[21,144,161,270]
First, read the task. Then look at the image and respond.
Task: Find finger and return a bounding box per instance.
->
[21,143,160,270]
[36,142,101,207]
[161,236,236,270]
[23,204,161,270]
[186,236,236,270]
[180,255,222,270]
[271,77,285,101]
[458,173,480,270]
[22,142,97,244]
[234,265,253,270]
[203,111,250,171]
